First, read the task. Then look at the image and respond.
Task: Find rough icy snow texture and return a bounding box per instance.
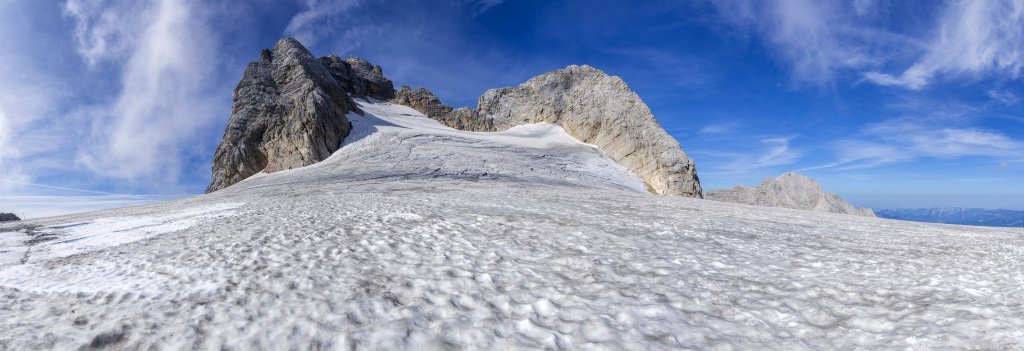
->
[1,102,1023,350]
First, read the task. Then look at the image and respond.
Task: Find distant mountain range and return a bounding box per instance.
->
[876,208,1024,227]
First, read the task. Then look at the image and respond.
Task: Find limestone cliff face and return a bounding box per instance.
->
[393,65,702,197]
[206,38,394,192]
[706,173,875,217]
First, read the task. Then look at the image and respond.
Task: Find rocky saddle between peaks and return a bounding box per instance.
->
[207,37,702,197]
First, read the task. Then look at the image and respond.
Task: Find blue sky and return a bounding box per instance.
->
[1,0,1022,218]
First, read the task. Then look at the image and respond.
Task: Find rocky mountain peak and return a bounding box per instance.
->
[206,38,393,192]
[706,172,875,217]
[208,38,702,197]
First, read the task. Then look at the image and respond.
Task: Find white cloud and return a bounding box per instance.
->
[864,0,1024,89]
[852,0,873,16]
[695,136,802,175]
[698,122,741,135]
[807,117,1024,170]
[0,2,70,193]
[284,0,363,47]
[0,109,14,165]
[467,0,508,15]
[714,0,1024,89]
[987,89,1020,106]
[69,0,225,184]
[711,0,895,87]
[63,0,145,67]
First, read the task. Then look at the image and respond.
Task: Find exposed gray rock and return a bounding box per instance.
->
[393,65,702,197]
[392,86,454,120]
[706,173,875,217]
[320,55,395,100]
[207,38,396,192]
[0,213,19,222]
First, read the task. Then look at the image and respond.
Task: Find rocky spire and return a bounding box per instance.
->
[206,38,395,192]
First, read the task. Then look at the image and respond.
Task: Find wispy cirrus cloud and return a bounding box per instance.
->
[694,135,802,176]
[697,122,742,135]
[710,0,908,87]
[67,0,227,185]
[862,0,1024,89]
[467,0,508,15]
[713,0,1024,90]
[63,0,146,67]
[0,2,74,193]
[284,0,363,47]
[806,117,1024,171]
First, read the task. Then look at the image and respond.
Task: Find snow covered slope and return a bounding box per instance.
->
[2,102,1023,349]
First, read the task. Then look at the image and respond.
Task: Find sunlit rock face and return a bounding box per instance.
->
[394,65,702,197]
[707,172,875,217]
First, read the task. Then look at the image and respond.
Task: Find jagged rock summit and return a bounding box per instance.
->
[393,65,702,197]
[208,38,702,197]
[206,38,394,192]
[706,173,875,217]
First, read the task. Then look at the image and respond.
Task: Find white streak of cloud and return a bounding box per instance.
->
[808,118,1024,171]
[698,122,741,135]
[696,136,802,175]
[63,0,144,67]
[711,0,890,87]
[987,89,1020,106]
[467,0,508,15]
[69,0,223,184]
[284,0,363,47]
[864,0,1024,89]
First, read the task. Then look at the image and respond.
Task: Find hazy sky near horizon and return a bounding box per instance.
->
[1,0,1023,217]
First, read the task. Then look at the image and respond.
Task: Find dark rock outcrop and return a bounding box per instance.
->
[207,38,395,192]
[392,66,702,197]
[320,55,395,100]
[0,213,20,222]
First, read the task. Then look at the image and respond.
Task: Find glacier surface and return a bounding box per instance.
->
[1,101,1022,349]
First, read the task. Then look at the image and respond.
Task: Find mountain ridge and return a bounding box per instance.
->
[207,38,702,197]
[877,207,1024,227]
[706,173,875,217]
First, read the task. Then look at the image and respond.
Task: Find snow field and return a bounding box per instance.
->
[0,101,1022,349]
